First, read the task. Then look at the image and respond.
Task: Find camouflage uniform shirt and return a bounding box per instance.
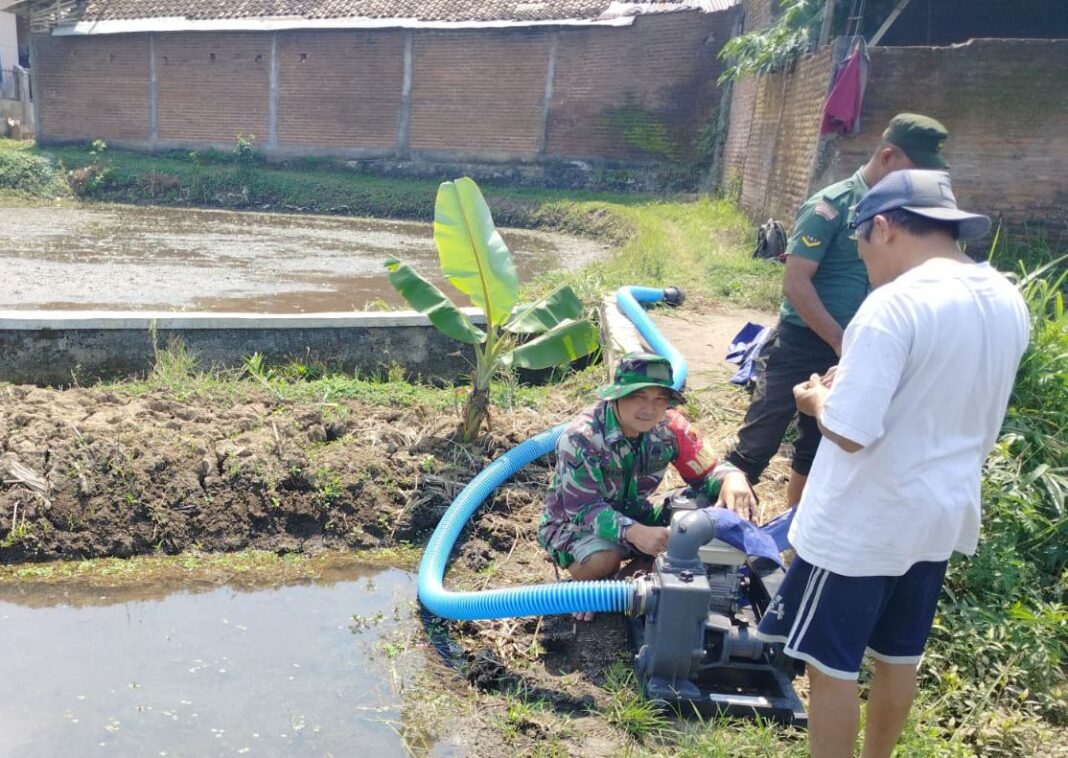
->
[538,399,739,567]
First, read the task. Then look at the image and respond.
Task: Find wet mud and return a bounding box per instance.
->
[0,205,608,312]
[0,384,562,564]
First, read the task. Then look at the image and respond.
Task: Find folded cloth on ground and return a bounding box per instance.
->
[725,322,771,386]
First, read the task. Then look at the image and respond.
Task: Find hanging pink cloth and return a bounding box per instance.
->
[821,40,869,136]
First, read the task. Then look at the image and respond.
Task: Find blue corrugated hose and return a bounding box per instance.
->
[416,286,792,620]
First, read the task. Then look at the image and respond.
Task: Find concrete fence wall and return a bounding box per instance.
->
[32,9,740,169]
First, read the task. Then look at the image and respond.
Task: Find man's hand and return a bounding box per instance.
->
[717,471,757,520]
[794,373,830,417]
[625,523,669,557]
[821,365,838,388]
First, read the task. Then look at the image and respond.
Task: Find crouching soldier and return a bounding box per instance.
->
[538,352,755,619]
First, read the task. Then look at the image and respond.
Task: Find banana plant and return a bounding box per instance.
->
[386,177,599,442]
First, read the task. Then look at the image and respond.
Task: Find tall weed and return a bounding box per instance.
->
[923,254,1068,749]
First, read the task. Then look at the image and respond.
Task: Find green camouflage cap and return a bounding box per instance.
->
[883,113,949,169]
[598,352,684,404]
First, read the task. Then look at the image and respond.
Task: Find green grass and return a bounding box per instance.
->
[918,255,1068,750]
[531,195,783,310]
[0,546,422,587]
[0,137,68,198]
[100,335,595,412]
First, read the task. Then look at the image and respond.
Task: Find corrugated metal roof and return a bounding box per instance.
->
[48,0,739,25]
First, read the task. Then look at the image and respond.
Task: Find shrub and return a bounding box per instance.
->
[922,256,1068,750]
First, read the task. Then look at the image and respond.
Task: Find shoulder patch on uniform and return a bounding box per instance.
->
[800,235,822,248]
[823,182,853,202]
[813,201,839,221]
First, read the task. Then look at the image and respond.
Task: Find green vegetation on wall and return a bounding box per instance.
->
[718,0,826,83]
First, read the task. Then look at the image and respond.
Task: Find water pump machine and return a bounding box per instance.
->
[627,490,807,723]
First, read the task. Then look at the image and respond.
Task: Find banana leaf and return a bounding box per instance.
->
[505,319,600,370]
[434,177,518,328]
[385,257,486,345]
[505,285,585,335]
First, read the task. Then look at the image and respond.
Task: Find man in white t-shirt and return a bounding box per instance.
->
[754,169,1030,758]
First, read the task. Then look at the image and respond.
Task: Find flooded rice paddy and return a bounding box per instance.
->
[0,205,607,312]
[0,562,432,756]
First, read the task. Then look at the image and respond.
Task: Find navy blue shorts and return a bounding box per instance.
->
[755,556,948,680]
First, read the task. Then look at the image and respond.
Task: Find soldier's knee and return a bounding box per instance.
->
[568,550,622,581]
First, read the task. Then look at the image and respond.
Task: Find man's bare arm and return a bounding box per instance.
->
[783,256,845,355]
[793,374,864,453]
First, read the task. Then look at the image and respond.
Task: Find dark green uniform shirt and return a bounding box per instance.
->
[780,168,871,330]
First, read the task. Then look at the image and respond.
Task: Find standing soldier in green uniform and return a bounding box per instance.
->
[726,114,951,507]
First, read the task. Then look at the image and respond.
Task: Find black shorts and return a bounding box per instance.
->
[726,321,838,482]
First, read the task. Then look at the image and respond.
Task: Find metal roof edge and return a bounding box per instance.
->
[51,14,640,35]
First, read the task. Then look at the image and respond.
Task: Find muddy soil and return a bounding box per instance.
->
[0,303,791,755]
[0,384,561,563]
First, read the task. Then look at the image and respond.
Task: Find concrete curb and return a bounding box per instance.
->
[599,295,647,381]
[0,309,485,330]
[0,308,487,386]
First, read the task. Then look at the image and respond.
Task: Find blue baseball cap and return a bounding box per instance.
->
[851,170,991,241]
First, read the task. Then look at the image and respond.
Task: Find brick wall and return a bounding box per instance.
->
[410,30,548,157]
[721,75,757,194]
[278,30,404,151]
[32,9,740,174]
[827,39,1068,239]
[34,33,150,141]
[722,46,835,223]
[547,9,737,162]
[741,0,778,33]
[156,32,270,144]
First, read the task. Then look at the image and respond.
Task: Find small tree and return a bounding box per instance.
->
[718,0,826,83]
[386,177,600,441]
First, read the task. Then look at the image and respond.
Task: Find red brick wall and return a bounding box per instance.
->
[409,30,548,157]
[721,76,755,194]
[547,10,737,162]
[33,12,742,170]
[278,30,404,150]
[34,33,149,141]
[742,0,778,33]
[722,47,835,223]
[828,39,1068,239]
[156,32,270,144]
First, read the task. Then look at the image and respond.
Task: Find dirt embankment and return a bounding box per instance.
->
[0,384,555,565]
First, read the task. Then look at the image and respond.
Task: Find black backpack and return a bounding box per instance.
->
[752,219,787,262]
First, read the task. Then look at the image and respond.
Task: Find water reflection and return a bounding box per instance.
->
[0,563,426,756]
[0,205,606,312]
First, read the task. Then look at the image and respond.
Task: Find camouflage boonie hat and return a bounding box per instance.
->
[598,352,684,405]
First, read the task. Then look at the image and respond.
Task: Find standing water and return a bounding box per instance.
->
[0,205,607,312]
[0,562,433,756]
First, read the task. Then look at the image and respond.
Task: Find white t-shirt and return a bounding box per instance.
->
[789,259,1030,577]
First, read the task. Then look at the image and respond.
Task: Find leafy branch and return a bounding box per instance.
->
[718,0,826,83]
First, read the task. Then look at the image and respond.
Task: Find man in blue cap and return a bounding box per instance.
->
[754,170,1030,757]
